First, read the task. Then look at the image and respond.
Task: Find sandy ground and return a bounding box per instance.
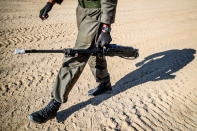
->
[0,0,197,130]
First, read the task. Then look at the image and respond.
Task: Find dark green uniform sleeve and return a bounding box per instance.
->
[100,0,118,24]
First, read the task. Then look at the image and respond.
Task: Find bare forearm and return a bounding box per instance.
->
[103,24,111,27]
[48,0,56,5]
[47,0,63,4]
[48,0,54,2]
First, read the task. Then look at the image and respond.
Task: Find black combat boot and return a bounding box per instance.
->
[88,81,112,96]
[28,99,61,124]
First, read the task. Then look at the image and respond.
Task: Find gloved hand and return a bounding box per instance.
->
[39,2,54,20]
[96,31,112,48]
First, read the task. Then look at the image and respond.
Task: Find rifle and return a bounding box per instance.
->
[15,44,139,59]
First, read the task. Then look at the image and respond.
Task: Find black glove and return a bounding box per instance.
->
[96,32,112,48]
[39,2,53,20]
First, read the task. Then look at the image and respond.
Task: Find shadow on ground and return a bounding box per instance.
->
[56,48,196,122]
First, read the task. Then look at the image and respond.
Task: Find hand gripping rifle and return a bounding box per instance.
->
[15,44,139,59]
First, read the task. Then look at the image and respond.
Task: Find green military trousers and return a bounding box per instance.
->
[52,5,110,103]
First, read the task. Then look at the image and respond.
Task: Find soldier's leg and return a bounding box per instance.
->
[28,55,89,123]
[88,55,112,96]
[88,55,110,82]
[52,55,89,103]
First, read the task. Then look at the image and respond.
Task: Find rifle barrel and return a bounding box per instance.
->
[25,49,65,53]
[15,49,66,54]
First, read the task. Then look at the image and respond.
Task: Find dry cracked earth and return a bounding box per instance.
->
[0,0,197,131]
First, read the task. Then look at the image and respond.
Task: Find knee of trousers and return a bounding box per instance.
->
[52,56,89,103]
[52,66,82,103]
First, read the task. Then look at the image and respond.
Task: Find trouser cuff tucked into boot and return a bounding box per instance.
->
[88,76,112,96]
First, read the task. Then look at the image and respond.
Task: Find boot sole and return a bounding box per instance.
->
[27,115,55,124]
[88,89,112,96]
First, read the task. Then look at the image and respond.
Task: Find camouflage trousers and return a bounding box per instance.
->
[52,5,110,103]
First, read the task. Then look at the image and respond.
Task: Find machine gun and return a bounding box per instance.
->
[15,44,139,59]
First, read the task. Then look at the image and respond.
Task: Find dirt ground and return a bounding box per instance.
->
[0,0,197,130]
